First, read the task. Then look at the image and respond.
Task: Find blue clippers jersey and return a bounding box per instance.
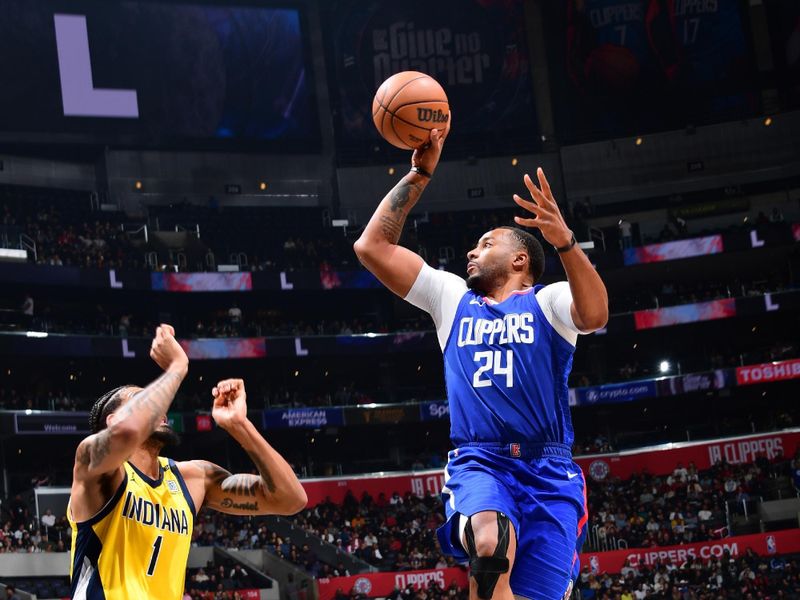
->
[584,0,651,65]
[443,286,576,447]
[673,0,747,83]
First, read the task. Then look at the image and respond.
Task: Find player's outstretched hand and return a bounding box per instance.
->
[411,113,450,177]
[512,168,573,248]
[211,379,248,431]
[149,324,189,374]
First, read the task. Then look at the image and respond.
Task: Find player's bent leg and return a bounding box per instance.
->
[462,511,517,600]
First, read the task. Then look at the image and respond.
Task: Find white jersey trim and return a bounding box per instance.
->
[404,264,586,348]
[404,263,467,351]
[72,556,94,600]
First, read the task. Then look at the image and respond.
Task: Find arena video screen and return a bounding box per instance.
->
[542,0,759,141]
[324,0,538,150]
[0,0,318,145]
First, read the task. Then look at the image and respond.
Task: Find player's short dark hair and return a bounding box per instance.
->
[498,226,545,283]
[89,386,134,434]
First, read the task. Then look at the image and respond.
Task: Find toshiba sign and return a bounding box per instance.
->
[736,359,800,385]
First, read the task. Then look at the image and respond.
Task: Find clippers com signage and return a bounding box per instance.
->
[582,530,800,575]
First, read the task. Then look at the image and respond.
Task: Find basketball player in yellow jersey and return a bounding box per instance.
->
[68,324,307,600]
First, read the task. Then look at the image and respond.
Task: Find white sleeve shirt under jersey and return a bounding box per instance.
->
[404,262,587,350]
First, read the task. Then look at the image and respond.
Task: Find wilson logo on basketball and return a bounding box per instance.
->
[416,108,449,123]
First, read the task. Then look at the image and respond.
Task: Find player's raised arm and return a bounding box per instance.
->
[192,379,307,516]
[513,168,609,331]
[353,128,446,298]
[73,325,188,480]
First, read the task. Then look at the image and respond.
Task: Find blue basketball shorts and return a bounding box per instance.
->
[436,443,588,600]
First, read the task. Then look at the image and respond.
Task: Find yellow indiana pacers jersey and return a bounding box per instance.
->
[68,457,195,600]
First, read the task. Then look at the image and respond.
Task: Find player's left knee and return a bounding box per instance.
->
[464,513,511,600]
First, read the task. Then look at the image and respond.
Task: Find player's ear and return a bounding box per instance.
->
[512,250,528,272]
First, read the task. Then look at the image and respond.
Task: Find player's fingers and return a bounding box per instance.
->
[537,167,554,201]
[514,216,540,229]
[212,387,219,397]
[524,174,549,207]
[164,324,175,337]
[522,174,542,203]
[512,194,540,215]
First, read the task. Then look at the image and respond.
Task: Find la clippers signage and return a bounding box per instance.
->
[317,568,468,600]
[736,358,800,385]
[297,430,800,506]
[574,430,800,482]
[301,470,446,507]
[581,530,800,574]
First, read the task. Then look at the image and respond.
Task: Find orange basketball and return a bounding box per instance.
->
[372,71,450,150]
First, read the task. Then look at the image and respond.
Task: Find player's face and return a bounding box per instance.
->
[465,229,516,292]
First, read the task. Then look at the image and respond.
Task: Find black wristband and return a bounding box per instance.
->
[410,166,432,179]
[554,232,577,253]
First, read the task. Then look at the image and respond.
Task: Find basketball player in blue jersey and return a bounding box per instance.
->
[354,129,608,600]
[68,324,307,599]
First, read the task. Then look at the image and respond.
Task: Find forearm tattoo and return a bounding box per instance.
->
[248,451,277,494]
[379,179,425,244]
[79,372,182,468]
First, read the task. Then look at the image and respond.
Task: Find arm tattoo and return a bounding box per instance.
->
[203,462,271,512]
[379,180,424,244]
[248,452,277,494]
[221,474,260,498]
[89,433,112,468]
[76,444,90,466]
[76,371,183,472]
[389,181,420,212]
[379,215,404,244]
[220,497,259,511]
[116,371,182,432]
[202,462,230,486]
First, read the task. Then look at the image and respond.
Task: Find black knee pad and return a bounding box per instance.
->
[464,513,510,600]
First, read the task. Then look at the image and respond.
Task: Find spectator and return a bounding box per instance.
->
[229,564,249,585]
[20,294,33,328]
[618,218,633,250]
[118,314,131,337]
[5,586,21,600]
[40,509,55,528]
[228,303,243,333]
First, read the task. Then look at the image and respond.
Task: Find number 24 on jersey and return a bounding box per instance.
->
[473,350,514,388]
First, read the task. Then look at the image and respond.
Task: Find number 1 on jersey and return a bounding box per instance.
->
[147,534,163,576]
[473,350,514,388]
